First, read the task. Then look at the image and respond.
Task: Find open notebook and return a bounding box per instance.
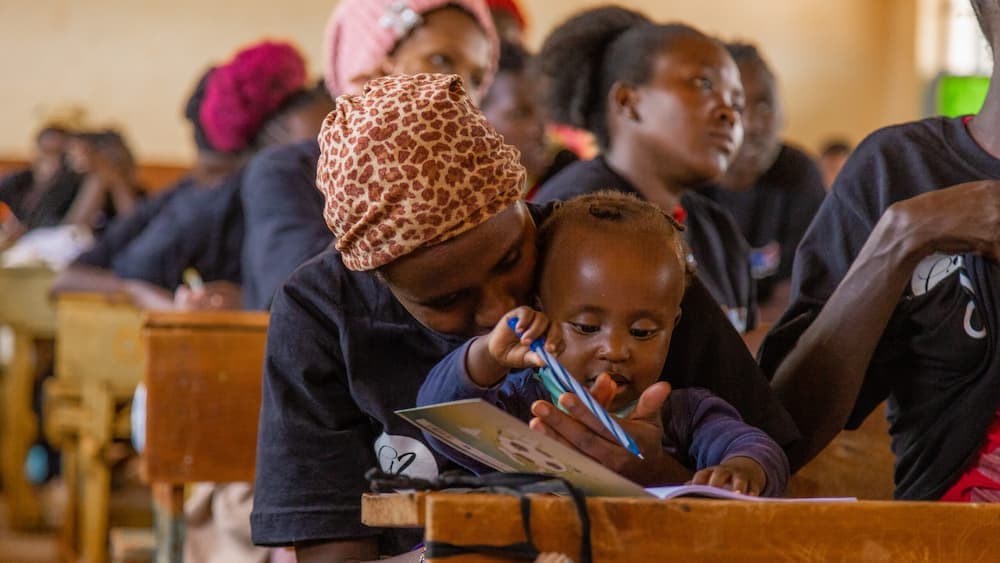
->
[397,399,855,502]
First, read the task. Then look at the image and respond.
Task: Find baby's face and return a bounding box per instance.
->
[538,226,685,412]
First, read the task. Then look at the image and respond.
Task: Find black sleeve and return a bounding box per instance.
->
[250,271,380,547]
[758,141,898,429]
[664,276,799,447]
[777,151,827,282]
[240,143,333,310]
[74,188,175,269]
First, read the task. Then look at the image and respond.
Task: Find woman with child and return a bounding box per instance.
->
[419,191,789,496]
[251,71,796,561]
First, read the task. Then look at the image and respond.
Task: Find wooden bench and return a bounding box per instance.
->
[139,310,268,563]
[363,492,1000,561]
[787,402,895,500]
[44,292,147,562]
[0,265,57,530]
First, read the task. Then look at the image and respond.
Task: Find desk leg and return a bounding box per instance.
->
[153,483,184,563]
[0,328,43,530]
[80,381,113,563]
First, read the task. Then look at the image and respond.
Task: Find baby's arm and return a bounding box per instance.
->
[679,388,790,497]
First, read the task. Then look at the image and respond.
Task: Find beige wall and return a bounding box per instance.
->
[0,0,921,165]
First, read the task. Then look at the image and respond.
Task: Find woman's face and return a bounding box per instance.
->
[624,35,745,185]
[379,202,537,338]
[385,7,493,105]
[481,71,548,181]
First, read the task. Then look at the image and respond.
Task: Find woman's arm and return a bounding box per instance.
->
[772,180,1000,470]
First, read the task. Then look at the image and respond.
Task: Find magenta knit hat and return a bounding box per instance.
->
[199,40,308,153]
[322,0,498,99]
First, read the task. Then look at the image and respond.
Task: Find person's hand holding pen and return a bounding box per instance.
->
[528,377,694,486]
[465,306,565,388]
[174,268,244,311]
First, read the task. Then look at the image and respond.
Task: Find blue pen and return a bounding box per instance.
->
[508,317,643,458]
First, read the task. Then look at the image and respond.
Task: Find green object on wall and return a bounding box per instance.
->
[936,75,990,117]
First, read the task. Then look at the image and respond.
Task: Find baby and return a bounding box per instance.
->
[419,191,788,496]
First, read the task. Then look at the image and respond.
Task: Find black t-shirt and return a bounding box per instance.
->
[699,144,826,302]
[74,172,244,290]
[759,116,1000,500]
[251,203,797,550]
[534,156,757,332]
[240,140,333,310]
[0,168,82,230]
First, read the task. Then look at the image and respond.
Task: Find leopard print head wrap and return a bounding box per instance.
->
[317,73,526,271]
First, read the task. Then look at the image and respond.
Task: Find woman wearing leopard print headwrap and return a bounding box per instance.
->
[252,73,795,562]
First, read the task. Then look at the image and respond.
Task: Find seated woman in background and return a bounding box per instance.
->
[0,126,83,247]
[480,40,578,199]
[62,129,143,232]
[52,40,327,310]
[532,7,757,334]
[240,0,500,311]
[697,42,826,324]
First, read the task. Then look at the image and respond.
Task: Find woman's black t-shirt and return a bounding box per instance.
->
[250,203,798,551]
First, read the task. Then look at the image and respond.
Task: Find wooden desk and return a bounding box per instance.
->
[0,266,57,530]
[45,292,146,563]
[140,310,269,563]
[363,493,1000,562]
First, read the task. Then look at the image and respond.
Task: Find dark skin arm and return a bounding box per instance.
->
[771,180,1000,470]
[530,377,693,486]
[51,264,175,309]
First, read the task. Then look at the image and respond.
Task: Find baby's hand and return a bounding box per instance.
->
[690,456,767,496]
[466,306,563,387]
[489,307,563,369]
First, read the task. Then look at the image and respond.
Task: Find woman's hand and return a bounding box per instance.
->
[174,281,243,311]
[527,378,692,485]
[889,180,1000,264]
[690,456,766,496]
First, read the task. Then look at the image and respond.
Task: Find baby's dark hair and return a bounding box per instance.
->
[537,6,707,149]
[725,41,774,80]
[537,191,691,285]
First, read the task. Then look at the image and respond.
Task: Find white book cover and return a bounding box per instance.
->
[398,399,856,503]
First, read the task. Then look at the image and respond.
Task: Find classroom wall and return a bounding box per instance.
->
[0,0,921,165]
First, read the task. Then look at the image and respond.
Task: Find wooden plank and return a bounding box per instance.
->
[140,311,269,484]
[409,494,1000,562]
[0,266,56,530]
[0,266,57,335]
[55,292,145,393]
[361,493,426,529]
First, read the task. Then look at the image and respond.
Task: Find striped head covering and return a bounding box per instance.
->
[322,0,498,98]
[316,73,525,271]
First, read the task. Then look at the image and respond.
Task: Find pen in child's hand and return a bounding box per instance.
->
[183,268,204,292]
[507,317,644,458]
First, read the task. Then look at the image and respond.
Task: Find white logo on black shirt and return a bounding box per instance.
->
[910,254,985,340]
[374,432,439,479]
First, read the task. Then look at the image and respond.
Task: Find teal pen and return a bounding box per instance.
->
[508,317,643,458]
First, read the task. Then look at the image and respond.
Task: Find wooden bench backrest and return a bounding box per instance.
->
[0,158,188,194]
[55,292,145,393]
[0,266,57,336]
[141,311,269,484]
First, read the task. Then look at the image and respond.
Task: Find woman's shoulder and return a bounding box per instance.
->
[532,157,626,203]
[274,248,388,320]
